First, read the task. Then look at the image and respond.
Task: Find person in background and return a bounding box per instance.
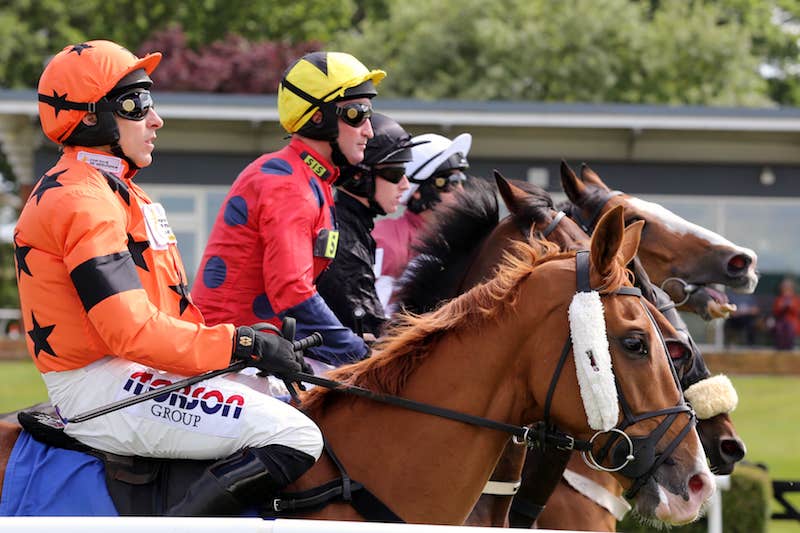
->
[771,277,800,350]
[317,113,421,340]
[192,52,385,369]
[18,39,318,516]
[724,291,761,346]
[372,132,471,312]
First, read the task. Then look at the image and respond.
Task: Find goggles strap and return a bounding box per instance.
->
[38,93,117,114]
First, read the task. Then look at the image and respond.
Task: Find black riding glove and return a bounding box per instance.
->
[232,326,308,376]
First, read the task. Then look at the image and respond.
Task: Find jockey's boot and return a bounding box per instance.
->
[165,443,315,516]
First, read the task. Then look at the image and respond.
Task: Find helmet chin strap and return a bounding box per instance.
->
[110,140,140,171]
[329,140,349,168]
[367,197,385,216]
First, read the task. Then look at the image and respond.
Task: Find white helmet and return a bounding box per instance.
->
[400,132,472,205]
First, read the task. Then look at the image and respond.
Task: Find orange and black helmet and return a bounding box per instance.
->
[37,40,161,146]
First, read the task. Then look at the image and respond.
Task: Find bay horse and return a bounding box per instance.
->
[0,206,714,524]
[397,174,744,529]
[560,162,758,320]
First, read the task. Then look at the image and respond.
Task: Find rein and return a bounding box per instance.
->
[286,372,590,453]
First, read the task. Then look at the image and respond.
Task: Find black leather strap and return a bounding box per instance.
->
[575,250,591,293]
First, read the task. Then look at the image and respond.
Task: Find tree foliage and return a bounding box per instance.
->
[1,0,800,105]
[333,0,772,105]
[0,0,353,88]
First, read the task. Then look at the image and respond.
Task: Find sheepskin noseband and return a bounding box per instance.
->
[568,289,619,431]
[683,374,738,420]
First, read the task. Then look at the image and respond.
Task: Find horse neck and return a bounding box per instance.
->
[306,318,530,524]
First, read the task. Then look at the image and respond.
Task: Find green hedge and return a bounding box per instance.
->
[618,463,771,533]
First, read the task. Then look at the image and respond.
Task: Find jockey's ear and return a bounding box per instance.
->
[560,160,586,205]
[590,204,625,278]
[619,220,644,267]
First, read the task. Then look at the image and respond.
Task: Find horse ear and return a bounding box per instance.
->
[494,169,525,216]
[619,219,644,266]
[580,163,610,190]
[560,160,585,204]
[591,205,625,277]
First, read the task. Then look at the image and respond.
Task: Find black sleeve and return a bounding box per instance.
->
[317,231,386,337]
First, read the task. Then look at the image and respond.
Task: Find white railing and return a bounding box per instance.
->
[0,476,734,533]
[0,517,581,533]
[707,474,732,533]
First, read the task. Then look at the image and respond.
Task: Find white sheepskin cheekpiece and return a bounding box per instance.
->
[683,374,738,420]
[568,291,619,431]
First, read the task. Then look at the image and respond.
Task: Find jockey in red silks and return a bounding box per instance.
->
[192,52,384,368]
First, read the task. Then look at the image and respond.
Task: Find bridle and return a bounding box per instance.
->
[540,251,697,499]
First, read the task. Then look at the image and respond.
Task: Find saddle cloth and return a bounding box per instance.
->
[0,429,117,516]
[0,412,219,516]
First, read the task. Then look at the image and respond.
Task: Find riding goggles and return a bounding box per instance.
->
[432,170,467,190]
[336,102,373,127]
[376,166,408,184]
[113,89,154,121]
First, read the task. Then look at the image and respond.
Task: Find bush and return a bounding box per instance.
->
[137,26,321,94]
[618,463,771,532]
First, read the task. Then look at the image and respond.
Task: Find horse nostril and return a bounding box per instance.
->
[688,473,705,494]
[720,438,746,462]
[727,254,751,274]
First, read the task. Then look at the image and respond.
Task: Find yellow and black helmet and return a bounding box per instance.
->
[278,51,385,141]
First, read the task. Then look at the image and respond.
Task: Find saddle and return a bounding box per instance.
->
[17,410,211,516]
[17,409,402,520]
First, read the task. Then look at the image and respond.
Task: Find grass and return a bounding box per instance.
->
[0,363,798,530]
[0,359,46,412]
[728,376,800,533]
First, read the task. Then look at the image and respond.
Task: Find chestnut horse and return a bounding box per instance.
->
[0,207,713,524]
[287,206,712,525]
[397,174,744,529]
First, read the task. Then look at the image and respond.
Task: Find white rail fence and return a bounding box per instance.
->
[0,517,576,533]
[0,475,733,533]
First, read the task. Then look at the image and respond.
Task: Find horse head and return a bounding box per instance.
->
[494,170,589,252]
[298,203,712,525]
[560,161,758,319]
[517,205,714,524]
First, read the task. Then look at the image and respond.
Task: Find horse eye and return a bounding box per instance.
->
[621,337,648,356]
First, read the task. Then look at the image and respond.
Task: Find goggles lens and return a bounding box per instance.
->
[376,166,407,184]
[336,102,372,127]
[114,89,153,121]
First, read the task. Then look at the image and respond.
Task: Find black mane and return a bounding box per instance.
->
[394,178,499,314]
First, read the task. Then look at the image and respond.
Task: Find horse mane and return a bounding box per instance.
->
[394,178,499,314]
[302,238,574,415]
